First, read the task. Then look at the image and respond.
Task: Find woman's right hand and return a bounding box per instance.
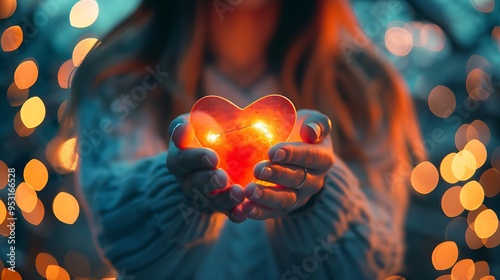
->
[166,114,246,223]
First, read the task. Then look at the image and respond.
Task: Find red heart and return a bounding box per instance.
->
[190,95,297,186]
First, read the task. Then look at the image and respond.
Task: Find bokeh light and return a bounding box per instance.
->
[441,186,464,217]
[473,261,490,280]
[1,25,23,52]
[465,225,483,249]
[467,120,490,146]
[483,225,500,248]
[474,209,498,239]
[452,150,476,181]
[456,124,470,150]
[1,268,22,280]
[24,158,49,191]
[451,259,475,280]
[411,161,439,194]
[15,182,38,213]
[480,168,500,197]
[72,37,98,67]
[46,265,70,280]
[460,181,484,211]
[0,0,17,19]
[20,96,46,129]
[70,0,99,28]
[36,253,58,278]
[466,68,492,101]
[21,198,45,226]
[14,59,38,89]
[385,27,413,56]
[441,153,459,184]
[7,82,29,107]
[464,139,487,169]
[0,200,6,225]
[53,192,80,224]
[57,59,77,89]
[432,241,458,270]
[0,160,8,189]
[420,23,445,52]
[13,111,35,137]
[57,138,79,173]
[470,0,495,13]
[428,85,456,118]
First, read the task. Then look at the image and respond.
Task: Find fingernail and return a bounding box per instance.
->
[259,167,272,180]
[229,191,239,202]
[211,174,225,188]
[171,123,182,137]
[273,149,286,162]
[307,122,322,139]
[230,212,242,221]
[249,206,257,216]
[202,155,215,168]
[251,187,263,200]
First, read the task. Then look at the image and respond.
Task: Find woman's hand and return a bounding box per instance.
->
[242,110,334,220]
[166,114,247,223]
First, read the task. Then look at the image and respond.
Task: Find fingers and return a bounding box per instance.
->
[298,110,332,144]
[242,201,291,220]
[168,114,194,149]
[253,161,309,189]
[268,143,334,171]
[207,184,244,211]
[244,183,298,209]
[228,204,246,223]
[166,147,219,176]
[180,168,228,196]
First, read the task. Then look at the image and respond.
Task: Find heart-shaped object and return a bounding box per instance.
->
[190,94,297,186]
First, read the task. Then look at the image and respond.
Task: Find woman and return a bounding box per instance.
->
[67,0,425,279]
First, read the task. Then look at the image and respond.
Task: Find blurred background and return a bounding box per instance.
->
[0,0,499,279]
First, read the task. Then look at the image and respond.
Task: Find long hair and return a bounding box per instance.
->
[67,0,425,182]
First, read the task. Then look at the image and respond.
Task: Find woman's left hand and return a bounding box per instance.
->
[242,110,334,220]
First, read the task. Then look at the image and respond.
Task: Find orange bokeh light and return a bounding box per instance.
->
[7,82,29,107]
[460,181,484,211]
[21,198,44,226]
[72,38,98,67]
[57,59,76,89]
[53,192,80,224]
[14,59,38,89]
[441,186,464,217]
[428,85,456,118]
[480,168,500,197]
[411,161,439,194]
[1,25,23,52]
[385,27,413,56]
[432,241,458,270]
[36,253,58,278]
[0,160,8,189]
[70,0,99,28]
[15,182,38,213]
[474,209,498,239]
[0,0,17,19]
[451,259,475,280]
[20,96,46,128]
[24,158,48,191]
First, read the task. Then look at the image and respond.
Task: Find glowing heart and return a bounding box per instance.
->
[190,95,297,186]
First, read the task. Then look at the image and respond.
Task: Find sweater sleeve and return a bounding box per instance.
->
[267,157,404,280]
[76,90,225,279]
